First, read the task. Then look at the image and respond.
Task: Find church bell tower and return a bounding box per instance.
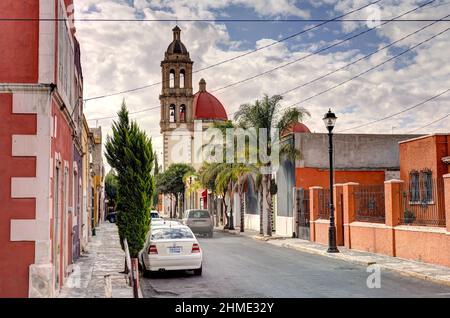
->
[160,26,195,169]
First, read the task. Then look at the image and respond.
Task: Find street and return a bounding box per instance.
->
[141,231,450,298]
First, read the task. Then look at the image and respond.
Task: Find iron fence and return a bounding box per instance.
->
[318,188,331,220]
[400,177,446,227]
[355,184,386,223]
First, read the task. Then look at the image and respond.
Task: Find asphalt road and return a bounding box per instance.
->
[140,231,450,298]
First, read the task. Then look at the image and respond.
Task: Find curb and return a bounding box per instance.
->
[271,241,450,287]
[219,229,450,287]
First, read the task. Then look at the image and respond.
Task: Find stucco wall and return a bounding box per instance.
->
[0,93,37,297]
[0,0,39,83]
[295,133,422,169]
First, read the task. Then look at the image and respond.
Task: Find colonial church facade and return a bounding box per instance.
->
[160,26,228,171]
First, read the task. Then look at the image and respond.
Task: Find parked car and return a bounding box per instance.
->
[182,209,213,238]
[139,223,203,276]
[106,212,117,223]
[150,210,162,221]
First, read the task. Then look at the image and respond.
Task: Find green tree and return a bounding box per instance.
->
[156,163,194,218]
[234,94,310,236]
[105,102,155,257]
[152,151,160,209]
[105,170,118,208]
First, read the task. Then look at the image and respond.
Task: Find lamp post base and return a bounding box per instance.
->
[327,246,340,253]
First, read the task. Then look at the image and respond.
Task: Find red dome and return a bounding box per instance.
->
[282,122,310,136]
[292,122,311,133]
[193,79,228,121]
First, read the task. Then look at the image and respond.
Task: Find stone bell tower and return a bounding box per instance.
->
[160,26,195,169]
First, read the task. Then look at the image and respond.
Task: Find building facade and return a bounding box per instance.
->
[0,0,94,297]
[159,26,228,215]
[244,124,423,236]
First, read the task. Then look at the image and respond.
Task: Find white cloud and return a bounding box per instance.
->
[74,0,450,172]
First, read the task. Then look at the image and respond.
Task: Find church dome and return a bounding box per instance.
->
[282,121,311,137]
[166,26,188,55]
[194,79,228,121]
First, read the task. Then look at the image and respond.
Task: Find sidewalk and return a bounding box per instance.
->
[58,222,133,298]
[221,227,450,287]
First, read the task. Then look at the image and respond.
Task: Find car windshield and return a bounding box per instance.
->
[151,228,194,240]
[188,210,210,219]
[150,212,160,219]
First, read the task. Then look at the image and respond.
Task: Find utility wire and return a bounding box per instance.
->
[277,13,450,97]
[288,26,450,108]
[87,1,441,122]
[83,0,383,101]
[212,0,437,94]
[406,113,450,133]
[337,88,450,133]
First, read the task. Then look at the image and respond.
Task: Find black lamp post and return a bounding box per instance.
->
[323,109,339,253]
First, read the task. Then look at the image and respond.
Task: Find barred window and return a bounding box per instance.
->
[422,170,433,203]
[410,171,420,202]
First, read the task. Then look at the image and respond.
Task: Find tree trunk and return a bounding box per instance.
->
[240,191,245,233]
[131,258,140,298]
[264,175,272,236]
[223,199,229,229]
[259,189,264,236]
[174,194,178,219]
[229,184,235,230]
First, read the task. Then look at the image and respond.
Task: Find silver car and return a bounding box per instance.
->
[182,209,213,237]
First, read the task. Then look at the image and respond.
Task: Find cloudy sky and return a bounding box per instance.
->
[73,0,450,164]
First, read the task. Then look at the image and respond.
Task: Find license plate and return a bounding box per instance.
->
[169,246,182,254]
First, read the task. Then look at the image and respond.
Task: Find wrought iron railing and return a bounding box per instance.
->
[400,177,446,227]
[318,188,331,220]
[355,184,385,223]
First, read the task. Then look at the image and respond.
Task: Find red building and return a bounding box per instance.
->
[0,0,83,297]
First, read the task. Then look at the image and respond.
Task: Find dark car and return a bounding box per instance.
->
[106,212,117,223]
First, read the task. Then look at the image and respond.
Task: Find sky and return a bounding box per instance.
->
[73,0,450,166]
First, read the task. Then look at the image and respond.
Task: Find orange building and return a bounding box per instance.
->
[264,123,423,237]
[399,134,450,226]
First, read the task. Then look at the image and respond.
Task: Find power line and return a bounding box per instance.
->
[86,0,440,122]
[337,88,450,133]
[406,113,450,133]
[83,0,383,101]
[2,18,450,22]
[288,26,450,108]
[211,0,438,94]
[277,13,450,97]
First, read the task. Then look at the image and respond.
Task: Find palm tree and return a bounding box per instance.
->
[231,164,256,233]
[234,94,310,236]
[212,163,234,230]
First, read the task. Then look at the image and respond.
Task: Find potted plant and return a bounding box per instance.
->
[404,209,415,224]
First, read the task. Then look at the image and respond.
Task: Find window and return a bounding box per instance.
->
[188,210,210,219]
[180,69,186,88]
[180,105,186,123]
[410,171,420,202]
[422,170,433,203]
[169,70,175,88]
[169,105,176,123]
[57,2,75,110]
[151,228,194,240]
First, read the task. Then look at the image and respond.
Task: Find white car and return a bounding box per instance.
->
[150,210,162,221]
[139,224,203,276]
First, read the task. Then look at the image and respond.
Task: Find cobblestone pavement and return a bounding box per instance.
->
[141,231,450,298]
[58,222,133,298]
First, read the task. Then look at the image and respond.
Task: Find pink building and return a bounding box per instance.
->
[0,0,83,297]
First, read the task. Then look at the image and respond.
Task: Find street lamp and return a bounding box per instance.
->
[323,109,339,253]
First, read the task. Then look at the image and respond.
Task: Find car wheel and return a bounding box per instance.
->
[140,256,152,278]
[193,266,202,276]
